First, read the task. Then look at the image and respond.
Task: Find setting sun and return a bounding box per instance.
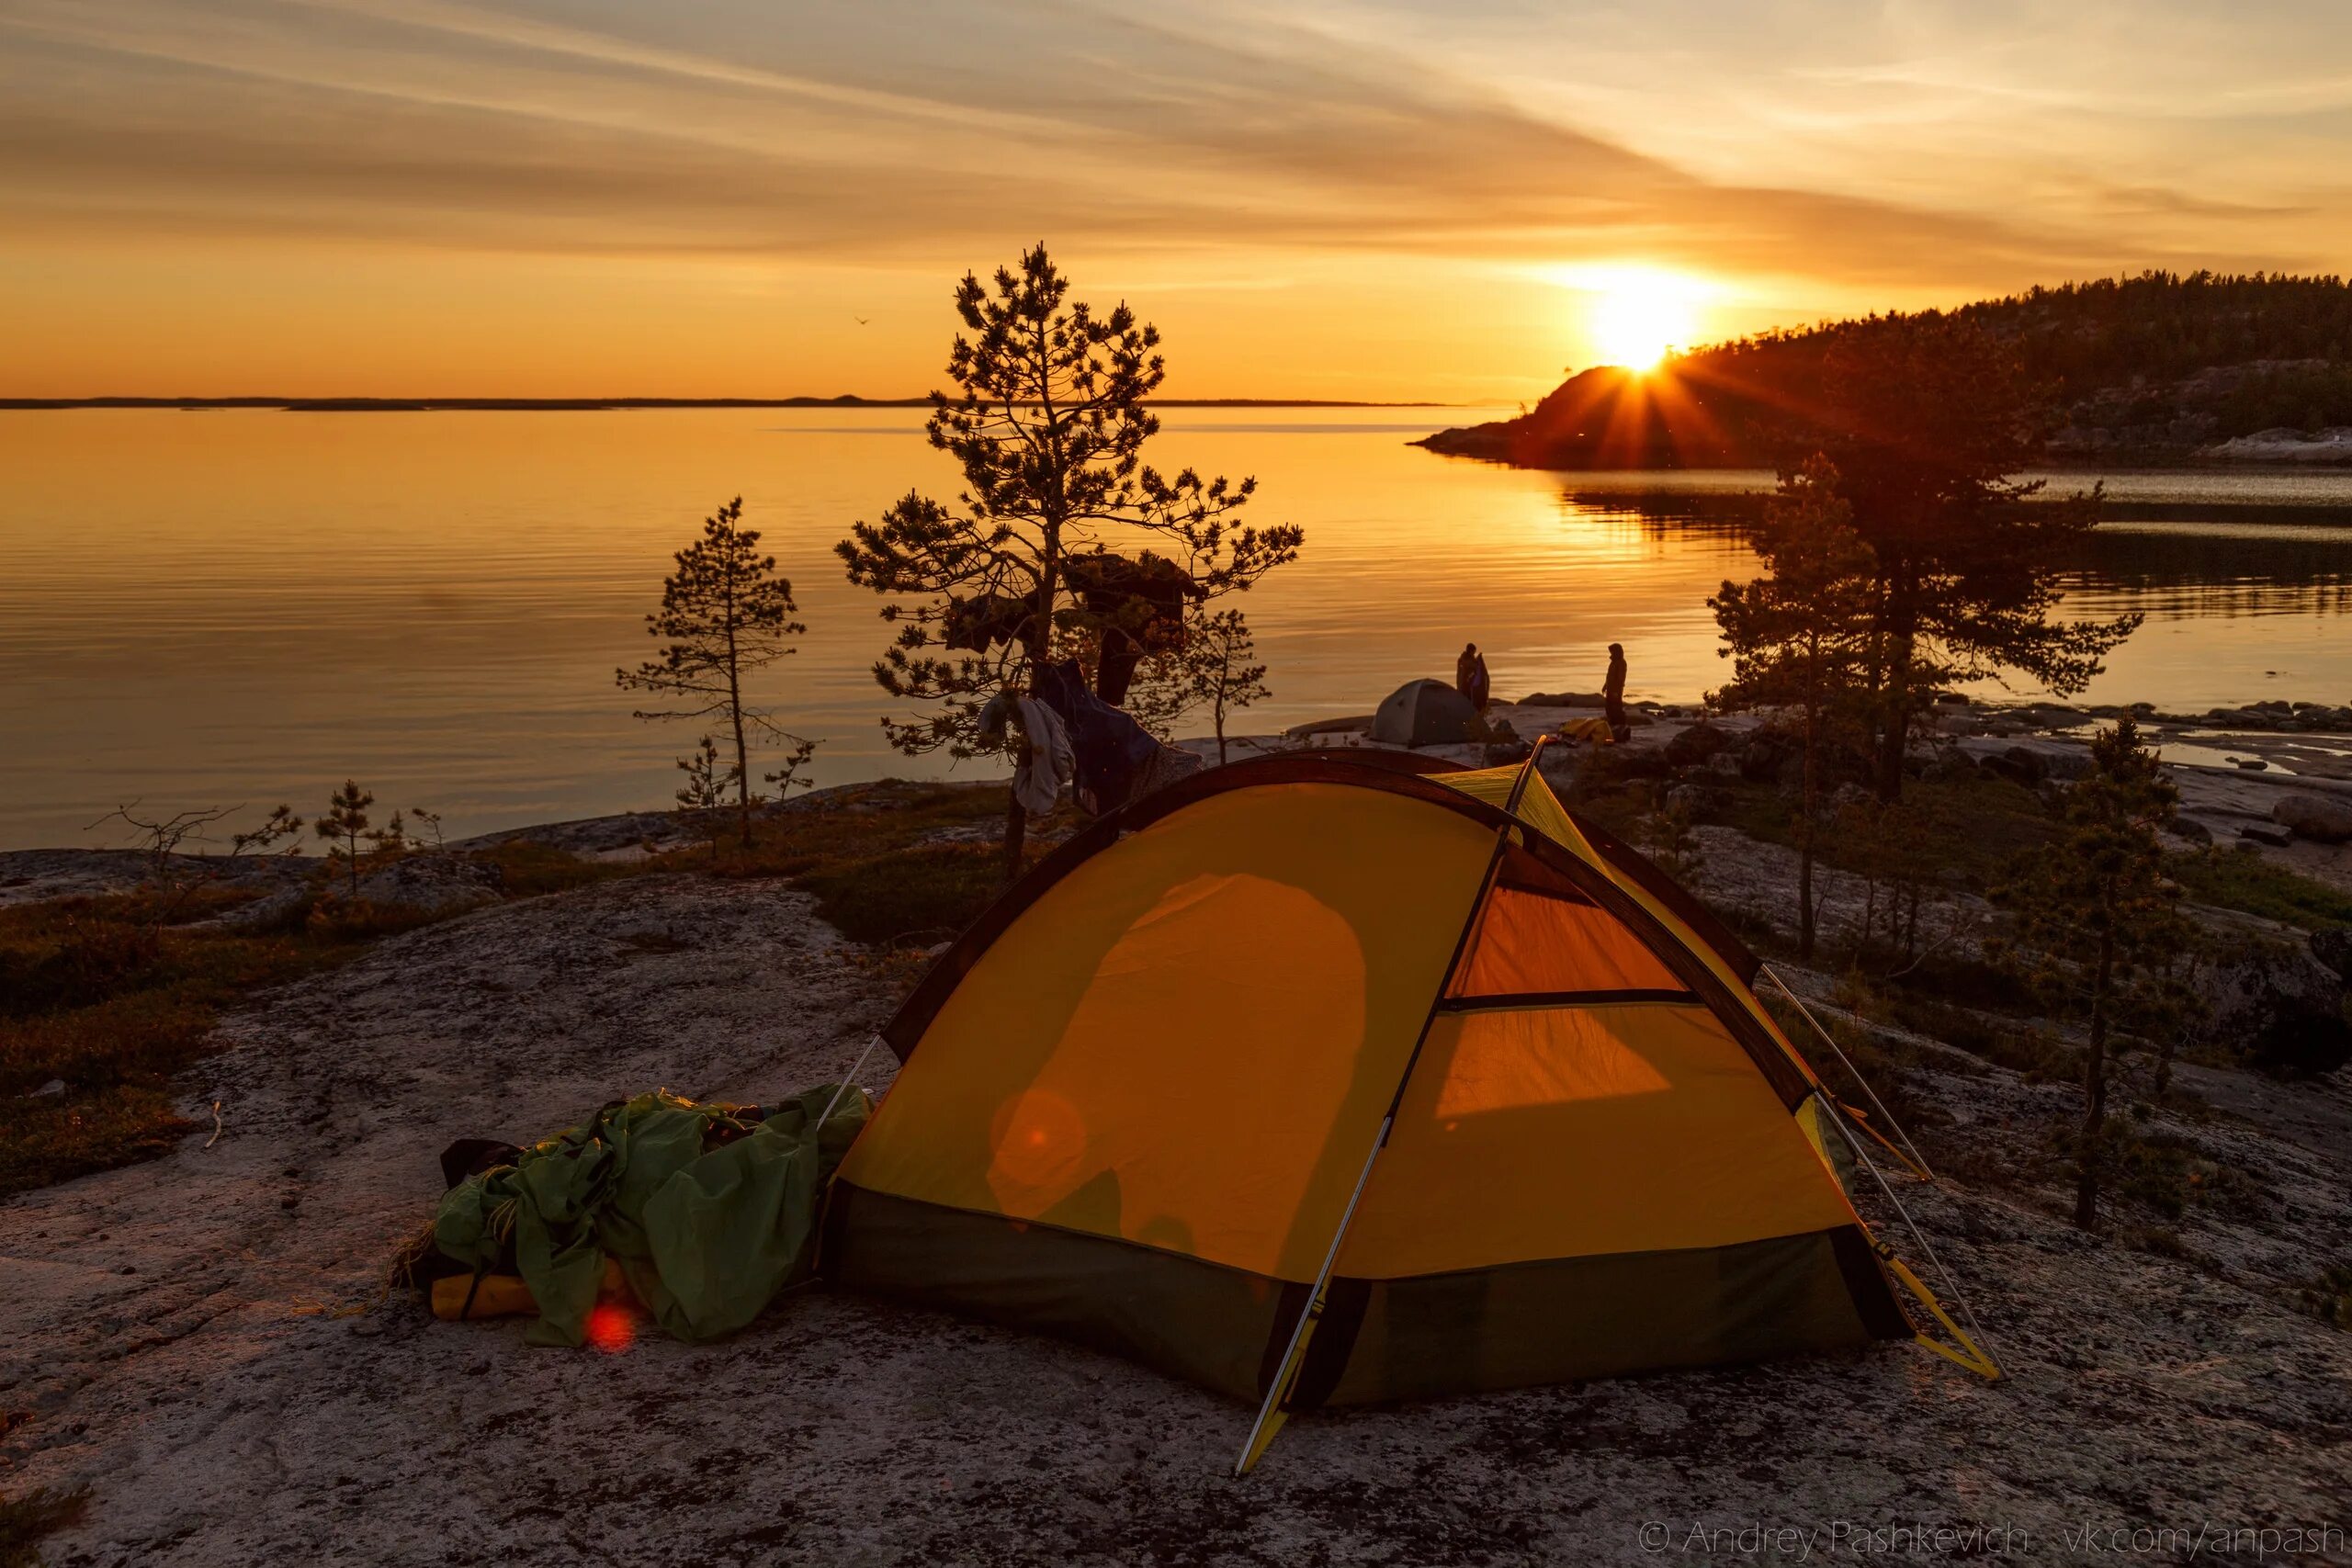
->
[1584,268,1708,370]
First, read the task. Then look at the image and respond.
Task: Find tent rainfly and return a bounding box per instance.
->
[823,748,1998,1472]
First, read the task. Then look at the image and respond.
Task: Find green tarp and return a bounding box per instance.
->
[433,1085,869,1347]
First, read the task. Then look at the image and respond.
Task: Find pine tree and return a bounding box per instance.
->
[672,736,737,863]
[762,736,820,801]
[619,497,810,849]
[1992,718,2192,1229]
[1709,455,1875,960]
[1183,608,1270,765]
[838,244,1301,878]
[315,780,374,897]
[1816,318,2140,801]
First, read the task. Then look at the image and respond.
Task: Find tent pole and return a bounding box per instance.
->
[1812,1067,2003,1376]
[814,1033,883,1133]
[1236,757,1539,1474]
[1504,735,1554,814]
[1758,964,1937,1182]
[1232,1113,1393,1475]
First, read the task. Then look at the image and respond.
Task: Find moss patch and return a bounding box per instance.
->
[1713,772,2061,895]
[797,843,1006,947]
[2167,845,2352,931]
[2109,1125,2270,1224]
[475,840,646,898]
[656,782,1020,949]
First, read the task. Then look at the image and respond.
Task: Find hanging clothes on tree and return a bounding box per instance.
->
[1032,659,1200,814]
[1061,550,1202,704]
[978,689,1076,815]
[943,593,1035,655]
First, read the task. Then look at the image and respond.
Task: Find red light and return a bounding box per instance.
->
[584,1304,637,1353]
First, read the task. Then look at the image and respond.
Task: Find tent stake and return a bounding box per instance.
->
[1759,964,1937,1181]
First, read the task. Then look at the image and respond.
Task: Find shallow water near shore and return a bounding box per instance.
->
[5,406,2352,847]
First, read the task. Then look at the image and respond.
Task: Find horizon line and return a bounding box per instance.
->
[0,394,1493,412]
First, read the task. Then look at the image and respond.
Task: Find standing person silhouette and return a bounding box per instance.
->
[1603,642,1629,740]
[1456,641,1491,713]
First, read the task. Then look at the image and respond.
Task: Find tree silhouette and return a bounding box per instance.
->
[1710,455,1875,959]
[314,780,375,897]
[838,243,1300,875]
[90,801,304,930]
[1816,317,2138,799]
[1684,271,2352,451]
[673,735,734,863]
[619,497,811,848]
[1182,608,1271,765]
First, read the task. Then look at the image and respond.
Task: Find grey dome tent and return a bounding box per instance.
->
[1372,678,1478,747]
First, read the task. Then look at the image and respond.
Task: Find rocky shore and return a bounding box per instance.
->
[2202,427,2352,465]
[1287,691,2352,869]
[4,701,2351,1564]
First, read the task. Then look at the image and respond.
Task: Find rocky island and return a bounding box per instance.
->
[1418,274,2352,469]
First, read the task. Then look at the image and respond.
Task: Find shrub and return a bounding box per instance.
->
[2108,1127,2267,1223]
[2245,1010,2352,1077]
[473,840,641,898]
[0,871,511,1194]
[0,1484,89,1568]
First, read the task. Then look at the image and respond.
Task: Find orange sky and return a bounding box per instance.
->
[4,0,2349,400]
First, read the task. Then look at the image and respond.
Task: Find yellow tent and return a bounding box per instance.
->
[825,749,1995,1470]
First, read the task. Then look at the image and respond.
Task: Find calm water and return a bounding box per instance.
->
[5,408,2351,849]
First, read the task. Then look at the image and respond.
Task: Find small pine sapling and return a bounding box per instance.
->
[1187,608,1270,765]
[1991,718,2195,1229]
[619,496,808,849]
[673,736,736,862]
[315,780,377,898]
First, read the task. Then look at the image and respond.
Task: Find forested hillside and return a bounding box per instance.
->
[1419,272,2352,468]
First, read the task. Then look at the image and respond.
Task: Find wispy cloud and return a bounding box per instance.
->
[1,0,2346,393]
[2,0,2240,282]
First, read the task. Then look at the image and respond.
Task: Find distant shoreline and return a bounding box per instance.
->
[0,395,1464,412]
